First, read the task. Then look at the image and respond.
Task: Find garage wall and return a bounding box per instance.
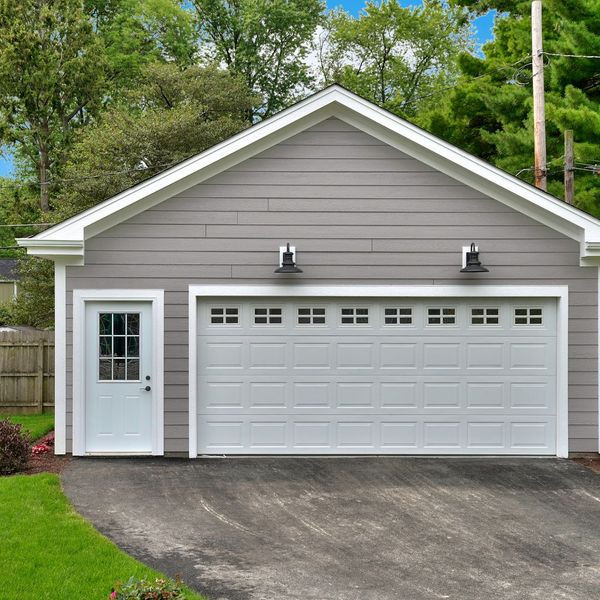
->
[65,117,598,453]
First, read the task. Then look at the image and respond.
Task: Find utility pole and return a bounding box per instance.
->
[532,0,547,190]
[564,129,574,205]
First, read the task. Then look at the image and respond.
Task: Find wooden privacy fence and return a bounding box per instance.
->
[0,328,54,414]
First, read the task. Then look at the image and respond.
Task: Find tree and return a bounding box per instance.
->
[193,0,323,119]
[424,0,600,213]
[0,0,108,212]
[86,0,199,88]
[318,0,473,118]
[6,63,256,328]
[57,62,257,218]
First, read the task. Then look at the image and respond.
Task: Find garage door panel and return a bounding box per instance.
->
[293,343,331,369]
[197,414,557,454]
[199,376,555,415]
[197,298,557,454]
[199,336,555,376]
[509,341,555,372]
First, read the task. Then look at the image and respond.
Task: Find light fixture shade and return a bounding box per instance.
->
[460,242,489,273]
[275,243,303,273]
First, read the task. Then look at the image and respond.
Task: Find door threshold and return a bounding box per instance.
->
[84,451,154,456]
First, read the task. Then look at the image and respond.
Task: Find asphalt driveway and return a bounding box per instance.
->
[62,457,600,600]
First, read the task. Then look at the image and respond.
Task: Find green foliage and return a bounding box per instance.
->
[426,0,600,213]
[194,0,323,118]
[1,257,55,328]
[0,181,42,257]
[57,63,257,218]
[319,0,473,117]
[111,576,186,599]
[0,474,206,599]
[87,0,199,88]
[0,0,108,211]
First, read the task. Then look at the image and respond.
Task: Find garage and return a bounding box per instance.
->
[194,292,560,455]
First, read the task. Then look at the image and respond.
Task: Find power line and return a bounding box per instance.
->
[402,55,533,106]
[0,160,181,190]
[543,51,600,60]
[0,223,54,228]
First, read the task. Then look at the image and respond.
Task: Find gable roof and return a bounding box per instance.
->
[18,85,600,264]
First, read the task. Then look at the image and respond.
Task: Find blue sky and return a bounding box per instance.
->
[0,0,494,179]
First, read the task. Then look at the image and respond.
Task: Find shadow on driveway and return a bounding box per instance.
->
[62,457,600,600]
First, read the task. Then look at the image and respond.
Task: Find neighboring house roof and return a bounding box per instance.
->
[17,85,600,264]
[0,259,19,281]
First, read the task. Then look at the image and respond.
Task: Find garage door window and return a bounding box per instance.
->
[210,307,239,325]
[514,307,543,326]
[254,307,283,325]
[340,307,369,325]
[384,307,413,325]
[471,307,499,326]
[297,307,326,325]
[427,307,456,326]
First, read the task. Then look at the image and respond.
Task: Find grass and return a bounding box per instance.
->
[0,474,206,600]
[3,413,54,440]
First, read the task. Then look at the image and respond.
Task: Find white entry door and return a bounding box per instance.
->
[196,297,558,455]
[85,301,153,453]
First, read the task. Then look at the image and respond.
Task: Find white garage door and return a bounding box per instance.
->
[196,298,557,455]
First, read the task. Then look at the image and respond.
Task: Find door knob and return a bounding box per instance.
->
[140,385,151,392]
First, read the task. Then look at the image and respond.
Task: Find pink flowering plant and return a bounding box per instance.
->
[32,433,54,455]
[110,576,186,599]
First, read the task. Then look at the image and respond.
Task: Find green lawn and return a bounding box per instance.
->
[0,474,205,600]
[4,413,54,440]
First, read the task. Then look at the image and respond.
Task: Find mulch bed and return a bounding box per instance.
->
[572,455,600,475]
[23,432,71,475]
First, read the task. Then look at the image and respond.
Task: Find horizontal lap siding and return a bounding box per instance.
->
[66,117,598,454]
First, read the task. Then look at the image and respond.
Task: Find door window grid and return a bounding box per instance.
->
[210,307,239,325]
[254,307,283,325]
[471,307,500,325]
[514,307,543,326]
[427,307,456,325]
[340,307,369,325]
[297,307,326,325]
[98,312,140,381]
[383,307,413,326]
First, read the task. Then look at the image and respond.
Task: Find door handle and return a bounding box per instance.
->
[140,386,151,392]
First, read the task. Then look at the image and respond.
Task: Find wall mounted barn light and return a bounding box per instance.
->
[275,243,303,274]
[460,242,489,273]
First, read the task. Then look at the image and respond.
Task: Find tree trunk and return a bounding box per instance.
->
[38,143,50,213]
[38,119,51,212]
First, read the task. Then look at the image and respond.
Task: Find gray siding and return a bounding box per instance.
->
[65,117,598,454]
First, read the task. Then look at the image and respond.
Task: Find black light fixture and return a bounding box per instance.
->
[275,243,303,274]
[460,242,489,273]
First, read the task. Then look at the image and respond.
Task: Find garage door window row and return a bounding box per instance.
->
[207,305,544,328]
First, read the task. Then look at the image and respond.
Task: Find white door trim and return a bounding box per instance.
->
[188,284,569,458]
[73,289,164,456]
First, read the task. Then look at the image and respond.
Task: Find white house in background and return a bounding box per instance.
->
[18,85,600,459]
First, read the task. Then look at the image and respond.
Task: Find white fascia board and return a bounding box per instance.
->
[22,85,600,255]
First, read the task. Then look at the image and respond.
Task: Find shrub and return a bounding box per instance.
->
[0,419,31,475]
[110,576,186,599]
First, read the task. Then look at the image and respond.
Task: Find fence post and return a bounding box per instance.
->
[36,341,44,414]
